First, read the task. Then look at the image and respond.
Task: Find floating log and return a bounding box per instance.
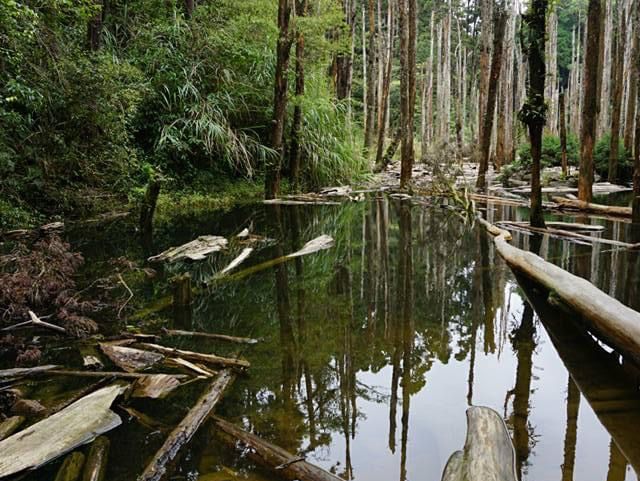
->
[46,370,189,381]
[148,236,228,263]
[131,374,181,399]
[82,436,110,481]
[0,416,24,441]
[99,343,164,373]
[552,196,632,217]
[161,328,258,345]
[166,357,217,377]
[136,343,250,369]
[483,223,640,366]
[219,247,254,275]
[54,451,86,481]
[0,365,58,379]
[498,220,605,232]
[138,369,235,481]
[441,406,517,481]
[476,217,512,241]
[213,416,344,481]
[0,384,125,478]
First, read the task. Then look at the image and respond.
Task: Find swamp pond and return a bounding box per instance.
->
[8,195,640,481]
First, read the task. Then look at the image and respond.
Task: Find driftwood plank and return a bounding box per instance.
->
[0,365,58,379]
[148,236,228,263]
[161,328,258,345]
[138,369,235,481]
[137,343,250,369]
[0,384,125,477]
[131,374,181,399]
[99,343,164,373]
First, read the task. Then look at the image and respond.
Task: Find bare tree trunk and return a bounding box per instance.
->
[288,0,307,191]
[634,0,640,227]
[521,0,548,228]
[477,0,493,151]
[609,14,626,182]
[265,0,292,199]
[184,0,194,18]
[545,8,559,134]
[334,1,356,103]
[597,0,613,138]
[579,0,602,203]
[398,0,416,188]
[364,0,378,154]
[560,90,568,176]
[87,0,104,51]
[477,7,507,190]
[624,6,639,156]
[420,10,435,161]
[375,0,395,169]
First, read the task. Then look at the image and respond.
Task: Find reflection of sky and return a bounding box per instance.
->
[310,282,635,481]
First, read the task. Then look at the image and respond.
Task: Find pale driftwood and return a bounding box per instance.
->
[46,370,189,381]
[166,357,217,377]
[287,235,334,258]
[121,407,170,433]
[0,416,24,441]
[161,328,258,345]
[0,365,58,379]
[441,406,516,481]
[80,345,104,370]
[131,374,181,399]
[138,369,235,481]
[136,343,250,369]
[498,220,605,232]
[219,247,253,275]
[552,196,632,217]
[0,385,125,478]
[99,343,164,373]
[483,224,640,366]
[82,436,110,481]
[28,310,67,335]
[214,416,344,481]
[476,216,512,241]
[54,451,86,481]
[148,236,228,263]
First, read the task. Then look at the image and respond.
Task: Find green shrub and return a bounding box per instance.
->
[594,133,633,182]
[516,133,579,169]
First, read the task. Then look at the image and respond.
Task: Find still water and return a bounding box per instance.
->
[50,196,640,480]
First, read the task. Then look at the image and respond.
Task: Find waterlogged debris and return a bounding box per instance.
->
[83,436,110,481]
[552,196,632,217]
[10,398,46,417]
[137,343,250,369]
[263,198,340,206]
[166,357,217,377]
[0,384,125,478]
[0,416,24,441]
[54,451,86,481]
[138,370,235,481]
[286,235,334,258]
[148,236,228,263]
[100,343,164,373]
[162,328,259,345]
[132,374,181,399]
[441,407,517,481]
[219,247,254,275]
[0,364,58,379]
[28,310,68,335]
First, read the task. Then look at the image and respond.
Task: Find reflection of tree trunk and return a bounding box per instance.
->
[605,439,628,481]
[561,376,580,481]
[511,303,536,480]
[480,222,496,354]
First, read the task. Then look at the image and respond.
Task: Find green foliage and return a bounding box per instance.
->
[594,133,633,182]
[515,133,579,168]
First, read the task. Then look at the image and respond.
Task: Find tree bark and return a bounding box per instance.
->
[288,0,307,191]
[560,90,568,176]
[579,0,602,203]
[477,0,493,152]
[375,0,395,169]
[624,6,639,156]
[87,0,104,51]
[184,0,194,18]
[364,0,378,154]
[399,0,416,188]
[608,14,626,182]
[265,0,293,199]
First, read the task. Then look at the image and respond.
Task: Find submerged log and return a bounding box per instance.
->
[552,196,632,217]
[82,436,110,481]
[131,374,182,399]
[483,223,640,366]
[138,369,235,481]
[161,328,258,345]
[136,343,250,369]
[213,416,344,481]
[0,416,24,441]
[148,236,228,263]
[54,451,86,481]
[219,247,254,275]
[46,370,189,381]
[441,406,517,481]
[99,343,164,373]
[0,384,125,478]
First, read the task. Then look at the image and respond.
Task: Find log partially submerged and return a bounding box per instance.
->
[148,236,228,263]
[131,374,182,399]
[552,196,632,217]
[498,220,605,232]
[138,369,235,481]
[0,384,125,478]
[99,343,164,373]
[161,328,258,345]
[46,370,189,381]
[0,416,24,441]
[0,364,58,379]
[219,247,254,275]
[136,343,250,369]
[483,222,640,366]
[441,406,517,481]
[214,416,344,481]
[54,451,86,481]
[82,436,110,481]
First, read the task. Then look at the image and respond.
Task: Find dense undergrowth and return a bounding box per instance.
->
[0,0,366,229]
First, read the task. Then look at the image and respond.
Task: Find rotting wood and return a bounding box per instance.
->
[131,374,182,399]
[161,328,258,345]
[552,196,632,217]
[54,451,86,481]
[219,247,254,275]
[121,406,170,433]
[29,310,67,335]
[498,220,605,232]
[148,236,228,263]
[136,343,250,369]
[46,370,189,380]
[82,436,110,481]
[0,365,59,379]
[441,406,517,481]
[481,221,640,366]
[99,343,164,373]
[214,416,344,481]
[171,274,192,308]
[166,357,217,377]
[0,384,125,478]
[138,369,235,481]
[0,416,24,441]
[476,216,513,241]
[48,378,114,416]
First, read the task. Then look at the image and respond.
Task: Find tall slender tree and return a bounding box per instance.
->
[398,0,416,188]
[364,0,378,154]
[87,0,105,51]
[609,13,626,182]
[519,0,548,228]
[579,0,602,203]
[288,0,307,191]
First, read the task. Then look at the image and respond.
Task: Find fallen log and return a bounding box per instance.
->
[161,328,258,345]
[46,370,189,381]
[82,436,110,481]
[0,365,59,379]
[99,343,164,373]
[138,369,235,481]
[219,247,254,275]
[476,217,512,241]
[498,220,605,232]
[131,374,182,399]
[148,236,228,263]
[0,416,24,441]
[441,406,516,481]
[165,357,217,377]
[0,384,125,478]
[136,343,250,369]
[54,451,86,481]
[213,416,344,481]
[552,196,632,217]
[482,222,640,366]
